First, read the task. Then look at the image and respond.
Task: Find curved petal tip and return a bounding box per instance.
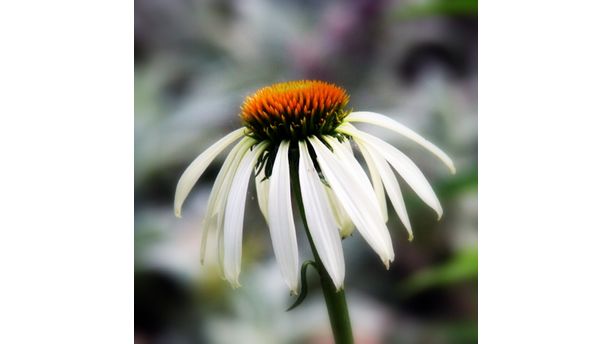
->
[383,260,390,270]
[437,208,444,221]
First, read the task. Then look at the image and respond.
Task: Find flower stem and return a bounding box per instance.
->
[289,150,354,344]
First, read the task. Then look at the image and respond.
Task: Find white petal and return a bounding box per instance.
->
[200,137,254,266]
[356,140,413,240]
[267,141,300,293]
[343,138,388,222]
[342,124,443,219]
[255,174,270,223]
[223,142,268,288]
[298,141,345,289]
[333,139,387,221]
[325,186,354,238]
[346,111,455,174]
[216,217,225,279]
[175,128,245,217]
[201,204,221,267]
[309,137,394,267]
[213,139,255,278]
[340,139,354,155]
[325,137,386,220]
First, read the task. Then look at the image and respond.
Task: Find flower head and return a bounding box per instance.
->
[175,80,455,294]
[240,80,349,142]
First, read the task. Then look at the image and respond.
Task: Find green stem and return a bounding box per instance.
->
[289,149,354,344]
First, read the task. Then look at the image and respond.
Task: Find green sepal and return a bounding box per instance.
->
[286,260,318,311]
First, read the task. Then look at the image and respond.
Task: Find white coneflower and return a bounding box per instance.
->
[174,80,454,295]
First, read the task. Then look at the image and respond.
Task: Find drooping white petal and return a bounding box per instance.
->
[298,141,345,289]
[325,186,354,238]
[346,111,455,174]
[175,128,246,217]
[325,137,386,220]
[223,142,268,288]
[340,139,354,155]
[216,218,225,279]
[356,140,413,240]
[213,138,253,278]
[340,138,388,222]
[267,141,300,293]
[309,137,394,267]
[200,137,254,266]
[341,124,443,219]
[255,174,270,223]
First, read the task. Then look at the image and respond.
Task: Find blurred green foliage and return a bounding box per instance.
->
[437,167,478,198]
[394,0,478,19]
[398,247,477,296]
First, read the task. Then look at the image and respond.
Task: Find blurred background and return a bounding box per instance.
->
[135,0,477,342]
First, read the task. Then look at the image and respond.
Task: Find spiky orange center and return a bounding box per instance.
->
[240,80,350,142]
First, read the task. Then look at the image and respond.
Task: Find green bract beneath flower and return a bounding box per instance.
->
[240,80,350,142]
